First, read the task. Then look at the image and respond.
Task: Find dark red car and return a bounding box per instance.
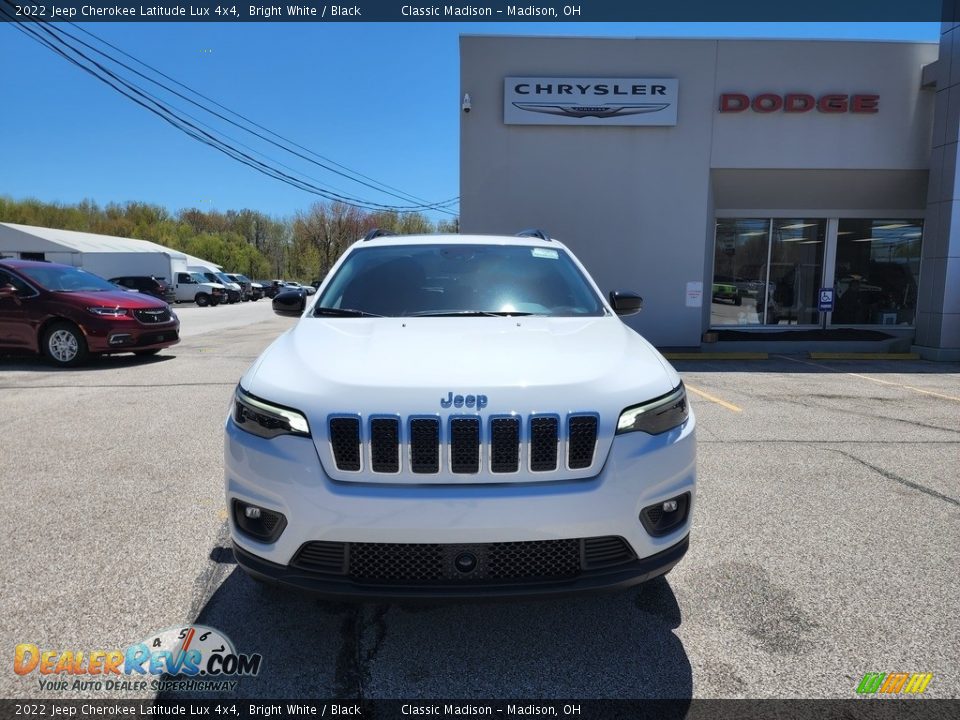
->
[0,259,180,366]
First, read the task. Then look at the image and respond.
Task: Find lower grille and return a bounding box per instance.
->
[290,536,635,585]
[138,330,177,346]
[134,308,172,324]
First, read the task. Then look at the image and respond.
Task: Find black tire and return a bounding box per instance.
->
[134,349,161,357]
[195,293,210,307]
[42,321,89,367]
[734,295,742,306]
[211,298,220,307]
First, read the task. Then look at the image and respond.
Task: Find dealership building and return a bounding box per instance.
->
[460,33,960,359]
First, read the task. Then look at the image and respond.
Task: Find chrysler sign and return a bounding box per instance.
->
[504,77,679,126]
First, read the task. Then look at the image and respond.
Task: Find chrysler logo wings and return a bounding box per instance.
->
[512,102,670,119]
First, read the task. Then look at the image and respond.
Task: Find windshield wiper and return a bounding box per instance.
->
[313,307,385,318]
[408,310,535,317]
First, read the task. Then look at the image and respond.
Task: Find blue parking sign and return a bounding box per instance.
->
[819,287,834,312]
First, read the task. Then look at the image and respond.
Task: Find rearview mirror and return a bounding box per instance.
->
[609,290,643,316]
[273,289,306,317]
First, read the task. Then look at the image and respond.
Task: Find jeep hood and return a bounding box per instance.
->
[245,315,677,408]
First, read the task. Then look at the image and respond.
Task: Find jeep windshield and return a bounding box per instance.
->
[315,244,607,318]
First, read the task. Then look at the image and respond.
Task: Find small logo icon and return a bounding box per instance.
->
[855,672,933,695]
[513,102,669,119]
[440,392,488,409]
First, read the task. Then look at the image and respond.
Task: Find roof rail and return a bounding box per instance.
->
[515,228,551,241]
[362,228,398,242]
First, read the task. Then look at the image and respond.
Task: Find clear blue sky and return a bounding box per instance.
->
[0,22,941,223]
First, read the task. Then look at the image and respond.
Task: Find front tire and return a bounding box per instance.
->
[43,321,89,367]
[195,293,210,307]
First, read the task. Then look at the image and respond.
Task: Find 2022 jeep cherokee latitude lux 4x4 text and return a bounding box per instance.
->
[225,232,696,599]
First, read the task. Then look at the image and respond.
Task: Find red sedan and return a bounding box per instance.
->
[0,259,180,366]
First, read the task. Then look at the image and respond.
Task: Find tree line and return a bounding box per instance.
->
[0,196,459,282]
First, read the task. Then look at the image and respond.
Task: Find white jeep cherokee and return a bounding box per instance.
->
[225,231,696,599]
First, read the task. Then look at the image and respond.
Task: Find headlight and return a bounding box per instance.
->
[87,307,128,317]
[616,383,688,435]
[233,386,310,439]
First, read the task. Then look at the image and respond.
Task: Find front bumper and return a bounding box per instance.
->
[84,322,180,353]
[225,412,695,598]
[233,534,688,600]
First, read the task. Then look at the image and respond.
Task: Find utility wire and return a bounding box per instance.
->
[68,21,458,211]
[3,14,458,214]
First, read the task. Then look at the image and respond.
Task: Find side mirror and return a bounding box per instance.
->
[273,289,306,317]
[609,290,643,316]
[0,283,17,300]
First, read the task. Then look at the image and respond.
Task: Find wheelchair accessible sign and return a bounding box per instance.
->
[819,288,834,312]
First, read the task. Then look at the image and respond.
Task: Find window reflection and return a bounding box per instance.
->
[760,219,826,325]
[711,219,769,325]
[833,219,922,325]
[712,218,825,325]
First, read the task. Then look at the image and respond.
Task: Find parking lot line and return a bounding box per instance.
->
[684,383,743,412]
[776,355,960,403]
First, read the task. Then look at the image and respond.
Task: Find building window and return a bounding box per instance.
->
[712,218,825,326]
[833,219,922,326]
[20,252,45,262]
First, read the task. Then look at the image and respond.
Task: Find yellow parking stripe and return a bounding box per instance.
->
[685,384,743,413]
[809,352,920,360]
[777,355,960,403]
[664,352,768,360]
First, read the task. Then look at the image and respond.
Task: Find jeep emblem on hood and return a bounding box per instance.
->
[441,392,488,410]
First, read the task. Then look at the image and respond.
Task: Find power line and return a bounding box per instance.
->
[67,22,457,211]
[2,14,459,215]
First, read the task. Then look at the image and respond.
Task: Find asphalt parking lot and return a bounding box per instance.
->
[1,312,958,700]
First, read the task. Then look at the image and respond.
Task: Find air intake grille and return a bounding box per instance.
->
[490,417,520,473]
[370,418,399,473]
[289,536,635,584]
[291,541,347,573]
[329,418,361,471]
[327,413,598,475]
[450,417,480,473]
[583,536,636,568]
[568,416,598,469]
[350,542,445,582]
[529,416,559,471]
[409,418,440,473]
[486,539,579,579]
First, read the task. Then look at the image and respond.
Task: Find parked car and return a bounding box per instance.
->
[227,230,695,599]
[711,281,742,306]
[226,273,263,301]
[0,259,180,366]
[109,275,176,304]
[259,280,285,299]
[172,271,225,307]
[192,268,242,304]
[283,281,316,296]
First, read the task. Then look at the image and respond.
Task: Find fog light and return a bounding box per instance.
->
[232,499,286,543]
[108,334,132,345]
[640,493,691,537]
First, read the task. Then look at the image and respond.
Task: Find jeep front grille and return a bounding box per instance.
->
[326,414,599,475]
[290,536,635,584]
[329,417,361,471]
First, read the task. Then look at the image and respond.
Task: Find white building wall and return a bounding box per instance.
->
[460,36,939,348]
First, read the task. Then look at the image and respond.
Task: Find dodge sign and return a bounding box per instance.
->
[504,77,679,126]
